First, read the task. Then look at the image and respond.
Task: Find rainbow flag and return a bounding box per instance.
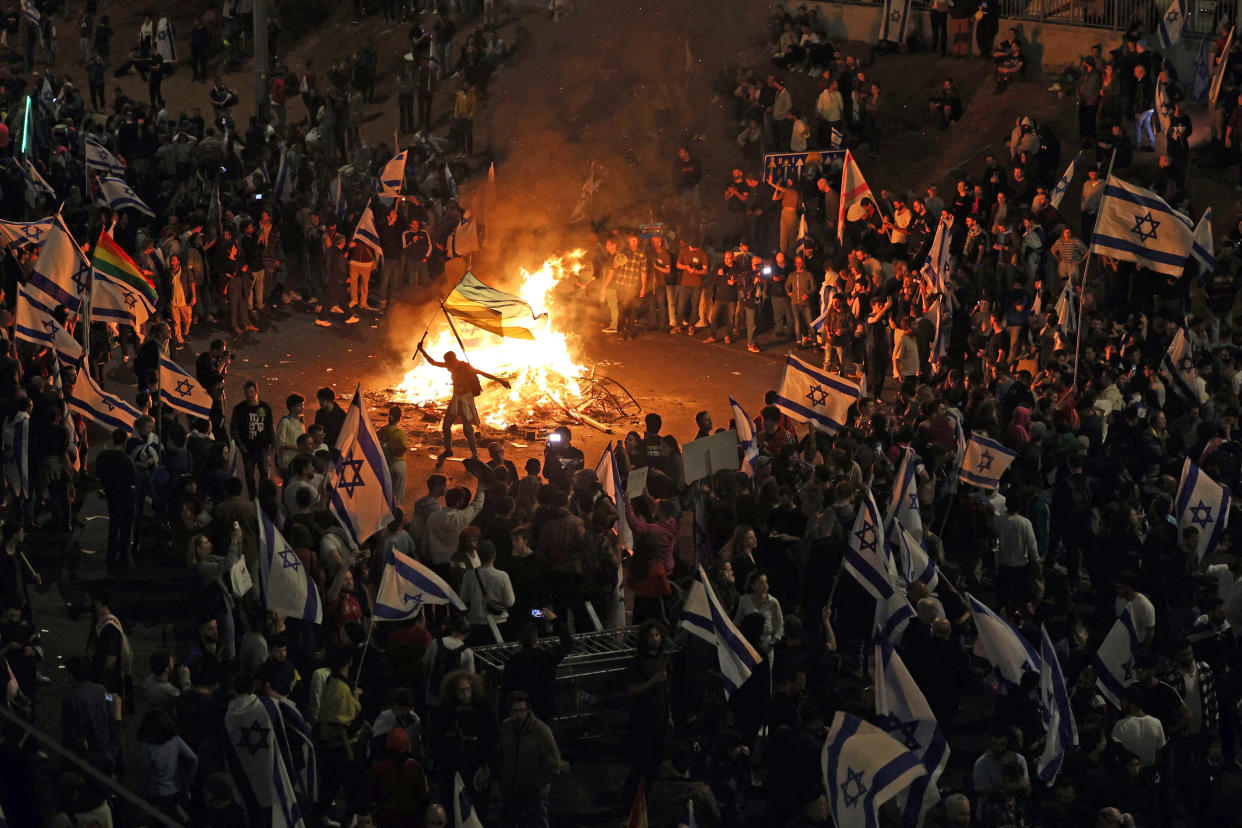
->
[91,230,157,305]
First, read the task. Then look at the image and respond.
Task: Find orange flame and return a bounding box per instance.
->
[395,251,588,427]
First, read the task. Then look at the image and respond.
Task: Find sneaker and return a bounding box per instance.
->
[723,336,732,344]
[314,318,332,327]
[307,296,320,304]
[330,305,344,314]
[704,336,718,343]
[686,328,695,336]
[345,315,360,324]
[748,344,760,353]
[670,326,681,334]
[601,327,618,333]
[244,324,259,332]
[438,448,454,460]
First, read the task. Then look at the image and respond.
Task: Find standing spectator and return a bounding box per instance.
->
[1078,57,1102,142]
[93,429,136,574]
[453,83,477,156]
[167,254,195,347]
[1132,64,1156,152]
[377,406,409,507]
[929,0,950,55]
[230,380,274,498]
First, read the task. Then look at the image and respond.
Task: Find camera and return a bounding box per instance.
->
[530,609,545,618]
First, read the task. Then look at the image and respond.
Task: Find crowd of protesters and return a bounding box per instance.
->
[0,0,1240,827]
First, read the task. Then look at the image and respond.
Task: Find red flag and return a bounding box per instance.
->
[627,780,648,828]
[837,149,876,243]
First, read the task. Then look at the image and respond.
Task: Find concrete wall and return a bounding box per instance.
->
[805,0,1204,77]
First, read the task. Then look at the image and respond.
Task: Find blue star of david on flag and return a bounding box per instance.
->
[977,450,995,472]
[336,450,367,497]
[1189,500,1214,528]
[806,383,829,407]
[71,261,91,295]
[402,592,424,611]
[121,289,138,309]
[841,767,869,807]
[1131,211,1161,243]
[874,714,922,751]
[1166,8,1180,21]
[854,525,877,553]
[175,378,193,397]
[278,548,301,571]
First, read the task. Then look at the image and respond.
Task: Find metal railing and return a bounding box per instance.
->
[828,0,1229,33]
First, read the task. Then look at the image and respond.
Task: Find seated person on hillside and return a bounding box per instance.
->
[929,79,963,130]
[993,29,1025,89]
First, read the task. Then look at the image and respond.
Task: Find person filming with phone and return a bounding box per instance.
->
[542,426,584,491]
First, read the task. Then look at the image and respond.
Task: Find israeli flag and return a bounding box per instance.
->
[1049,152,1080,211]
[1090,174,1194,277]
[0,217,55,253]
[21,0,38,25]
[775,354,860,434]
[19,159,55,205]
[886,447,923,542]
[679,800,698,828]
[728,396,760,475]
[14,283,59,348]
[444,159,458,201]
[28,216,88,315]
[947,415,967,495]
[920,216,952,294]
[680,564,763,698]
[91,270,155,331]
[875,589,917,649]
[594,445,633,551]
[98,176,155,217]
[957,433,1017,491]
[159,356,214,420]
[928,296,948,371]
[225,694,305,828]
[1036,625,1078,784]
[874,637,949,828]
[257,502,323,625]
[879,0,913,43]
[67,359,140,435]
[889,521,938,593]
[352,202,384,260]
[378,150,408,197]
[84,138,126,176]
[1160,326,1207,404]
[2,412,30,500]
[454,771,485,828]
[822,712,927,828]
[330,174,347,220]
[1175,458,1231,562]
[967,593,1042,687]
[1091,607,1141,707]
[1158,0,1188,48]
[376,548,466,621]
[1192,207,1215,280]
[845,487,900,601]
[227,437,245,487]
[329,386,395,547]
[268,695,317,805]
[1193,36,1211,102]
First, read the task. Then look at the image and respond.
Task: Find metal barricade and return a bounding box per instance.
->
[472,628,677,743]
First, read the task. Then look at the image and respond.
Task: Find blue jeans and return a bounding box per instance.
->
[676,285,701,327]
[1134,109,1155,148]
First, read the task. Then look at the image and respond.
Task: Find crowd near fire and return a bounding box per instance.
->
[5,0,1242,827]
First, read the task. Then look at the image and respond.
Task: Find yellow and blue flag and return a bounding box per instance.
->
[443,271,546,340]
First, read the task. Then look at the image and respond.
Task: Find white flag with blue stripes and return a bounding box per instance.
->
[889,521,938,593]
[730,396,760,475]
[257,502,323,625]
[1090,174,1193,277]
[330,174,347,220]
[28,216,88,315]
[1158,0,1188,48]
[454,771,485,828]
[14,283,60,349]
[352,202,384,260]
[775,354,860,434]
[822,711,927,828]
[67,360,140,435]
[0,217,55,253]
[272,145,293,203]
[329,386,395,546]
[378,150,408,196]
[845,487,900,601]
[957,433,1018,491]
[920,215,952,294]
[1053,280,1076,332]
[968,593,1041,687]
[159,356,214,421]
[98,176,155,217]
[1175,458,1231,562]
[594,445,633,551]
[874,637,949,828]
[879,0,913,43]
[875,589,916,644]
[1036,625,1078,784]
[21,0,39,25]
[1160,326,1207,403]
[928,296,948,371]
[1049,151,1080,211]
[20,159,55,205]
[375,548,466,621]
[1192,207,1215,279]
[85,138,126,176]
[680,564,763,698]
[886,446,923,542]
[225,694,305,828]
[1092,607,1141,707]
[91,269,156,331]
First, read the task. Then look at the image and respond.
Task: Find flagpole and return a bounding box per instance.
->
[355,618,375,686]
[441,300,471,362]
[1070,147,1116,393]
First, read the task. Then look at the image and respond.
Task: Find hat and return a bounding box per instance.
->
[1075,435,1090,453]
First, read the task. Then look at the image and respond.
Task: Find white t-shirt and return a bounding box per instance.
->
[1116,593,1156,641]
[1112,713,1166,767]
